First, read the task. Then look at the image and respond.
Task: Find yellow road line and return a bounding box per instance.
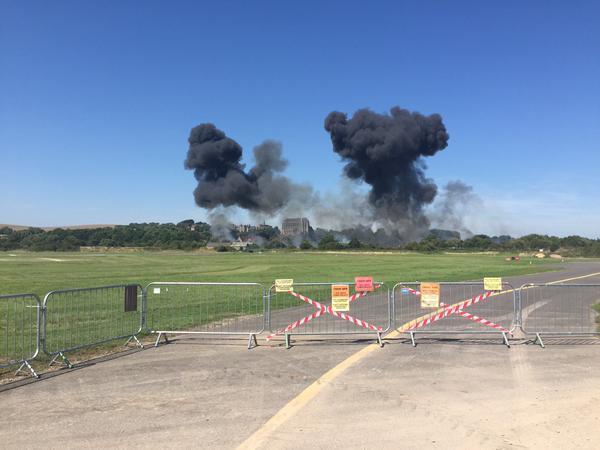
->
[546,272,600,284]
[236,270,600,449]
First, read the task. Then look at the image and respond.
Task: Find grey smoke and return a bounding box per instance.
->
[185,110,487,245]
[430,181,481,239]
[207,209,234,242]
[184,123,293,215]
[324,106,449,236]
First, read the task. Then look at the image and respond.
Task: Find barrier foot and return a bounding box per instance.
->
[154,332,169,347]
[125,335,144,349]
[410,331,417,347]
[502,332,511,348]
[49,352,73,369]
[15,360,39,379]
[534,333,545,348]
[247,333,258,350]
[285,333,292,350]
[377,332,384,348]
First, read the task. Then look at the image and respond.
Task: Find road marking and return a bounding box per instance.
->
[545,272,600,284]
[236,270,600,449]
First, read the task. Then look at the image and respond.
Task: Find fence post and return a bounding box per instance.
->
[141,285,148,333]
[0,294,41,378]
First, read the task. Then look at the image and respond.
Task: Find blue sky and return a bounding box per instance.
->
[1,1,599,237]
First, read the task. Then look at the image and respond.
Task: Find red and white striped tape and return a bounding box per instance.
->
[405,291,494,331]
[266,286,383,341]
[440,302,510,333]
[267,308,325,339]
[405,287,421,296]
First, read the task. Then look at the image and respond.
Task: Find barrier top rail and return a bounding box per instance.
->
[520,283,600,287]
[147,282,266,287]
[0,293,41,300]
[42,283,143,303]
[269,281,385,287]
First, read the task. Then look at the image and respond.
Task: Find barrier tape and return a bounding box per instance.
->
[405,291,494,331]
[403,286,421,296]
[268,308,325,338]
[440,302,510,333]
[267,286,383,340]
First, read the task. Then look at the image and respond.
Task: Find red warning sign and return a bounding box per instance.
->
[354,276,374,292]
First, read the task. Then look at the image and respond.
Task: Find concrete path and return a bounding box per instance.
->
[1,262,600,449]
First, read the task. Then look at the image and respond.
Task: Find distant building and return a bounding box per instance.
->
[282,217,310,236]
[233,223,269,234]
[231,237,255,250]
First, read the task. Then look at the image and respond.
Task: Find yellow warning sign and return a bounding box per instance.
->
[331,284,350,311]
[484,277,503,291]
[420,282,440,308]
[275,279,294,292]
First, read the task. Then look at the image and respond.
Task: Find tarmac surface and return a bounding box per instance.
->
[1,262,600,449]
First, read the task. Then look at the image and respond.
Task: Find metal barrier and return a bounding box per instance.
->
[267,282,390,348]
[392,282,517,347]
[43,284,144,367]
[144,282,266,349]
[519,283,600,347]
[0,294,41,378]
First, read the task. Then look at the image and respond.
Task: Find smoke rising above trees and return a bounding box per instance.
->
[186,106,457,241]
[324,107,449,235]
[184,124,294,215]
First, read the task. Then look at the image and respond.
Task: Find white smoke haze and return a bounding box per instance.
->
[207,208,235,241]
[208,180,507,244]
[428,181,479,239]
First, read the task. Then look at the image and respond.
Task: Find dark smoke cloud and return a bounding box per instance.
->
[184,123,293,215]
[324,107,449,233]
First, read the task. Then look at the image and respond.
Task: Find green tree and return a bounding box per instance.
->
[347,237,362,249]
[299,240,313,250]
[318,234,341,250]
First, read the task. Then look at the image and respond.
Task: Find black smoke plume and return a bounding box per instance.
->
[184,123,293,215]
[324,107,449,234]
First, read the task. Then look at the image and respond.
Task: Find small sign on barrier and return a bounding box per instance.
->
[355,276,374,292]
[420,282,440,308]
[275,279,294,292]
[484,277,503,291]
[331,284,350,311]
[124,285,138,312]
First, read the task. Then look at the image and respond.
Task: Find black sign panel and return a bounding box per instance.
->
[124,285,138,312]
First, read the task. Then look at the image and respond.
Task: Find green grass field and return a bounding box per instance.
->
[0,250,558,297]
[1,250,559,375]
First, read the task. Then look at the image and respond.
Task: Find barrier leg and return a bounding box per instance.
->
[502,332,511,348]
[247,333,258,350]
[154,332,169,347]
[49,352,73,369]
[285,333,292,350]
[16,360,39,379]
[377,332,384,348]
[534,333,545,348]
[125,335,144,348]
[410,331,417,347]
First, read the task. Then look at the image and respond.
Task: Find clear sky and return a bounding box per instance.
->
[1,1,599,237]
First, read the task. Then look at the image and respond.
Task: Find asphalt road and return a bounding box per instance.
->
[1,261,599,449]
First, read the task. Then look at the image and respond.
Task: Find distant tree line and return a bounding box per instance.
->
[1,221,599,256]
[0,221,211,251]
[303,232,600,257]
[402,233,600,257]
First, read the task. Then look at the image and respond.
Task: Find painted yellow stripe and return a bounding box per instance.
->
[546,272,600,284]
[236,270,600,449]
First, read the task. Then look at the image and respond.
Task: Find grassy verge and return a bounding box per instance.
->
[0,250,558,296]
[1,250,559,384]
